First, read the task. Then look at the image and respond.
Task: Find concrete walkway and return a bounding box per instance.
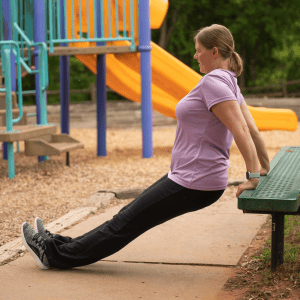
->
[0,188,267,299]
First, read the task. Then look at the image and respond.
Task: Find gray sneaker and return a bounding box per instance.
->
[21,222,50,270]
[34,217,55,240]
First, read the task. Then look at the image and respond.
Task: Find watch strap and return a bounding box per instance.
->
[246,171,260,179]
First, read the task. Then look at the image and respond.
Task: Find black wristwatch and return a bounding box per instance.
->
[246,171,260,180]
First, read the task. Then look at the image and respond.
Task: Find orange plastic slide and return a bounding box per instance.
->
[68,0,298,131]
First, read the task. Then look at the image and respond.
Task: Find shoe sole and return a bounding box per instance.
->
[21,222,49,270]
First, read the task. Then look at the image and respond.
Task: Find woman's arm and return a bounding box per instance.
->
[251,131,270,172]
[210,100,263,196]
[233,125,260,175]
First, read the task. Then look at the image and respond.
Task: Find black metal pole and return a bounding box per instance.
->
[271,213,285,271]
[66,152,70,166]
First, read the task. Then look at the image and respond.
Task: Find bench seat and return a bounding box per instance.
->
[238,146,300,271]
[238,146,300,212]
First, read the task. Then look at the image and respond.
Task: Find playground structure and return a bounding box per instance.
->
[0,0,298,180]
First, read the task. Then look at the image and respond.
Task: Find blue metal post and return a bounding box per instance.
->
[96,0,107,156]
[138,0,153,158]
[33,0,48,162]
[59,0,70,135]
[2,0,16,161]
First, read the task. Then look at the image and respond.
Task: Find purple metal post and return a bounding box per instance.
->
[138,0,153,158]
[59,0,70,135]
[96,0,107,156]
[33,0,47,162]
[2,0,16,160]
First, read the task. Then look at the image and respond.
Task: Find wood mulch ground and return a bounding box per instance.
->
[1,123,300,263]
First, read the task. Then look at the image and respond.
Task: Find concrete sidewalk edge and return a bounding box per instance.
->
[0,179,244,265]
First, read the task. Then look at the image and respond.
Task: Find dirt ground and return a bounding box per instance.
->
[1,123,300,267]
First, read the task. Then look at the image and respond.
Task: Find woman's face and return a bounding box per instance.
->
[194,41,215,74]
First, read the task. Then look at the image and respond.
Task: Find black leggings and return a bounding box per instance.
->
[45,174,225,269]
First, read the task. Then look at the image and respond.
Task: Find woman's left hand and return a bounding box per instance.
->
[236,179,259,197]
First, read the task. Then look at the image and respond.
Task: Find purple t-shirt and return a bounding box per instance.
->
[168,69,245,191]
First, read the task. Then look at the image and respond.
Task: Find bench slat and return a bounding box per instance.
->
[238,146,300,212]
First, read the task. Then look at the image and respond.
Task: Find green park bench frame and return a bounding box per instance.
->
[238,146,300,271]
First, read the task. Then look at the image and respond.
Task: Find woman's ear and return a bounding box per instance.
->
[212,47,218,56]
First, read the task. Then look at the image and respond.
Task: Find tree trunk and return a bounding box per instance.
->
[158,18,167,49]
[158,7,181,49]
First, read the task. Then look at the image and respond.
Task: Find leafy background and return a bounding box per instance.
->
[21,0,300,105]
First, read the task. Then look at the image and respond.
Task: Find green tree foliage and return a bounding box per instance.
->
[22,55,96,105]
[152,0,300,89]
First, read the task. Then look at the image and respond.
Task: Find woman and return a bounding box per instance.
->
[21,24,270,270]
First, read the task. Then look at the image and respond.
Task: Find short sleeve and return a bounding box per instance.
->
[200,73,237,112]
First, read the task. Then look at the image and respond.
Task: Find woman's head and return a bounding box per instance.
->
[193,24,243,76]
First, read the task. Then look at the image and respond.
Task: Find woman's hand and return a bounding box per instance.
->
[236,166,270,197]
[236,178,259,197]
[259,166,269,176]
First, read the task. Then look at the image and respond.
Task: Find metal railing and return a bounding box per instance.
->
[0,40,49,127]
[0,41,24,130]
[47,0,136,53]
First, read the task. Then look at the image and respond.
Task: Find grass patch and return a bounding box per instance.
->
[223,215,300,299]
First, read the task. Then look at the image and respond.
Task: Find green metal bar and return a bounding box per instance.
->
[24,0,34,42]
[49,0,54,53]
[129,0,135,51]
[53,0,57,40]
[86,0,90,39]
[115,0,119,37]
[64,0,68,42]
[100,0,104,38]
[1,42,24,125]
[3,46,13,132]
[51,36,132,43]
[38,44,47,125]
[71,0,75,39]
[24,0,33,42]
[11,0,18,42]
[19,0,23,45]
[108,0,112,38]
[21,90,38,95]
[78,0,83,39]
[93,0,97,38]
[57,0,61,40]
[12,45,24,124]
[12,50,36,74]
[0,43,16,178]
[13,23,32,45]
[7,142,15,179]
[123,0,127,37]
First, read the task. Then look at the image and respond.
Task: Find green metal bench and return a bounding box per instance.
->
[238,146,300,271]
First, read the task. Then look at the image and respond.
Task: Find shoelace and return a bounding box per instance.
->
[45,229,55,238]
[32,233,46,250]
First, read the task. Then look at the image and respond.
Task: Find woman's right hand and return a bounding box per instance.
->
[260,166,270,176]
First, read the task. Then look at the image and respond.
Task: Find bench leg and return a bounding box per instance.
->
[271,213,285,271]
[66,152,70,167]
